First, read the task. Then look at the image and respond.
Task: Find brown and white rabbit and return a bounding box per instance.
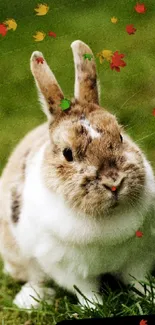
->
[0,40,155,309]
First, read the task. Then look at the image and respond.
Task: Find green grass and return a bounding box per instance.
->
[1,0,155,323]
[1,272,155,324]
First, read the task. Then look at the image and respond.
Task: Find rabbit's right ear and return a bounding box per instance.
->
[30,51,64,122]
[71,40,99,105]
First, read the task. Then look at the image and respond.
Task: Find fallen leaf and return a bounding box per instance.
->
[136,230,143,238]
[36,57,44,64]
[96,52,104,64]
[60,98,71,111]
[152,108,155,116]
[111,16,118,24]
[34,3,49,15]
[110,51,126,72]
[97,50,113,63]
[48,31,56,37]
[111,186,117,192]
[83,53,93,61]
[4,18,17,31]
[33,31,46,42]
[139,320,148,325]
[134,3,146,13]
[126,24,137,35]
[0,23,7,36]
[102,50,113,62]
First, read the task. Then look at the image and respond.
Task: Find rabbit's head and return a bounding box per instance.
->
[30,41,150,218]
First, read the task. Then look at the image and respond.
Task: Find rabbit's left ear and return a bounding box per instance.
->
[30,51,64,121]
[71,40,99,105]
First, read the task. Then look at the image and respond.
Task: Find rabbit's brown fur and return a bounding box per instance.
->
[0,40,155,309]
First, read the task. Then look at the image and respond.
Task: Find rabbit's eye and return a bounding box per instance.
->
[120,134,123,142]
[63,148,73,162]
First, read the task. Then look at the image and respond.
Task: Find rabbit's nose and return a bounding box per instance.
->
[104,185,119,201]
[102,175,125,194]
[104,185,117,192]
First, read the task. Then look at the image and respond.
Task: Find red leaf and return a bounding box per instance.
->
[36,57,44,64]
[113,66,121,72]
[0,23,7,37]
[152,108,155,116]
[139,320,148,325]
[48,31,56,38]
[136,230,143,238]
[110,51,126,72]
[126,24,137,35]
[135,3,146,13]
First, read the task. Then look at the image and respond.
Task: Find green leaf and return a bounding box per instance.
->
[83,53,93,61]
[60,98,71,111]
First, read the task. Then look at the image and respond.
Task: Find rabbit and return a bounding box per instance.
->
[0,40,155,310]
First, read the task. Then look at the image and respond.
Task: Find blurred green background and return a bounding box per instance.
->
[0,0,155,175]
[0,1,155,322]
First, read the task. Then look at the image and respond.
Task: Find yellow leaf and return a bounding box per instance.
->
[33,31,46,42]
[34,3,49,16]
[99,56,104,64]
[101,50,113,62]
[96,52,104,64]
[97,50,113,64]
[4,18,17,31]
[111,16,118,24]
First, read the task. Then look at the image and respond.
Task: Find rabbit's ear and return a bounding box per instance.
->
[30,51,64,121]
[71,40,99,105]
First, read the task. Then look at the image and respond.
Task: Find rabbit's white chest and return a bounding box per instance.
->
[13,144,155,292]
[32,235,128,288]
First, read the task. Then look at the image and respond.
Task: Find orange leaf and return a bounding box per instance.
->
[126,24,137,35]
[136,230,143,238]
[110,51,126,72]
[111,186,117,192]
[139,319,148,325]
[135,3,146,13]
[36,57,44,64]
[0,23,7,36]
[48,31,56,37]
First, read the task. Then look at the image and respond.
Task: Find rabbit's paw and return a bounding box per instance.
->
[13,282,55,309]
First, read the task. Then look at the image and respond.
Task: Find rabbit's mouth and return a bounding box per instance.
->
[105,185,143,214]
[109,194,122,210]
[109,190,120,208]
[110,202,119,209]
[70,173,144,217]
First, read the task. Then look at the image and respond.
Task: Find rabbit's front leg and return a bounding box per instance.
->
[73,277,103,308]
[13,282,55,309]
[120,259,155,299]
[12,258,55,309]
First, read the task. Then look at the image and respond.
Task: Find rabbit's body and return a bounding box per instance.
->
[1,40,155,308]
[0,123,48,282]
